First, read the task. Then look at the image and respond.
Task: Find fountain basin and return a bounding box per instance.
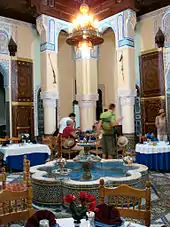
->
[30,159,148,208]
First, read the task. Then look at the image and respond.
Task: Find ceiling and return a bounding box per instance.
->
[0,0,169,24]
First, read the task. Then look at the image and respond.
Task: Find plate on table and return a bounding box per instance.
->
[95,218,125,227]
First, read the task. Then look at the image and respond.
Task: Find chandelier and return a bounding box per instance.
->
[66,1,104,50]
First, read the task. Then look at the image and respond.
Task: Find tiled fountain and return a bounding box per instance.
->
[30,158,148,208]
[30,136,148,209]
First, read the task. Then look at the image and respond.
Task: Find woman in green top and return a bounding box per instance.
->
[98,103,123,159]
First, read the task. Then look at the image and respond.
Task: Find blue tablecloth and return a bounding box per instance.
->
[136,152,170,171]
[6,152,49,171]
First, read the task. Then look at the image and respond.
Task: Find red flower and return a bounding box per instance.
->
[63,194,77,203]
[79,191,88,204]
[88,200,99,212]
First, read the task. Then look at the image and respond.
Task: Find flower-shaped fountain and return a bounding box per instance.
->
[73,150,101,180]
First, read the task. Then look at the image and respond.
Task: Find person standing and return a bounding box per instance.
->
[155,109,167,141]
[59,113,76,135]
[98,104,123,159]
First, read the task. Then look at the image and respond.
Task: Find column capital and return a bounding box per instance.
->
[79,100,96,108]
[41,91,59,108]
[76,93,99,101]
[117,88,137,97]
[118,88,136,106]
[74,46,99,60]
[119,96,135,106]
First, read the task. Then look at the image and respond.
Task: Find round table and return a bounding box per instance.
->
[135,142,170,171]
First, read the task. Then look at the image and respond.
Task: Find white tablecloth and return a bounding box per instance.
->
[0,143,51,160]
[135,142,170,154]
[57,218,145,227]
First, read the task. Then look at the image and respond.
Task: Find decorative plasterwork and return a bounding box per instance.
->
[36,15,71,53]
[120,96,135,106]
[117,88,137,97]
[76,93,99,101]
[117,88,136,106]
[74,46,99,60]
[40,91,59,100]
[79,100,97,108]
[0,16,32,28]
[99,9,136,49]
[140,5,170,48]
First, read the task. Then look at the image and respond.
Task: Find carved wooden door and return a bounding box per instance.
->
[139,50,165,135]
[11,60,34,137]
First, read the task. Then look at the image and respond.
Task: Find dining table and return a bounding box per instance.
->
[56,217,145,227]
[135,141,170,170]
[0,143,51,170]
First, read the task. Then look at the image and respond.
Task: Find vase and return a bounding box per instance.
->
[73,219,81,227]
[86,211,95,227]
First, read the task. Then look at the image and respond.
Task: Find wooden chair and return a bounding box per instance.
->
[99,179,151,227]
[42,136,54,160]
[90,135,103,157]
[0,158,34,226]
[0,138,7,144]
[9,137,20,144]
[115,136,126,158]
[139,136,147,143]
[0,168,6,190]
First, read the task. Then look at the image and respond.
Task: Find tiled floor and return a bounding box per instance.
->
[5,171,170,226]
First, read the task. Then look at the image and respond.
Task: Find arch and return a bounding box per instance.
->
[162,12,170,47]
[0,60,9,99]
[101,24,118,48]
[98,28,119,116]
[0,72,7,137]
[58,30,75,119]
[0,30,9,55]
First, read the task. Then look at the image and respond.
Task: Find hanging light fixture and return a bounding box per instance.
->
[66,1,104,51]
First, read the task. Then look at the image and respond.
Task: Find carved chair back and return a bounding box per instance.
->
[99,179,151,227]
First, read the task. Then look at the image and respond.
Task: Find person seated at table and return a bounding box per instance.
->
[62,120,84,155]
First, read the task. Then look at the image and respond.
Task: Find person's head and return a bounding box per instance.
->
[159,109,165,117]
[69,113,76,121]
[66,119,74,128]
[108,103,116,112]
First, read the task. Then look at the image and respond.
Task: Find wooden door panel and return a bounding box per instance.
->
[141,98,165,135]
[12,106,34,137]
[11,59,34,136]
[139,50,165,98]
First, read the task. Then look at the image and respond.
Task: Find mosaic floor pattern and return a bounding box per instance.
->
[4,171,170,226]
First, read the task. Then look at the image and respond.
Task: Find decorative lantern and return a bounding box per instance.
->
[8,37,17,56]
[155,28,165,48]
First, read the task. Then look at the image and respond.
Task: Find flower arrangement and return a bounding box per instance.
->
[63,192,98,224]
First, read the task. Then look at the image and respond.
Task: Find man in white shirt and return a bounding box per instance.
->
[59,113,76,134]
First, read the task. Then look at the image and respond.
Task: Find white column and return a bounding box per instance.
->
[40,91,58,135]
[75,48,98,131]
[118,88,136,134]
[76,94,98,131]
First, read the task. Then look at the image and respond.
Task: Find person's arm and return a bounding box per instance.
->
[155,116,159,128]
[110,116,123,127]
[97,120,102,131]
[70,131,78,139]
